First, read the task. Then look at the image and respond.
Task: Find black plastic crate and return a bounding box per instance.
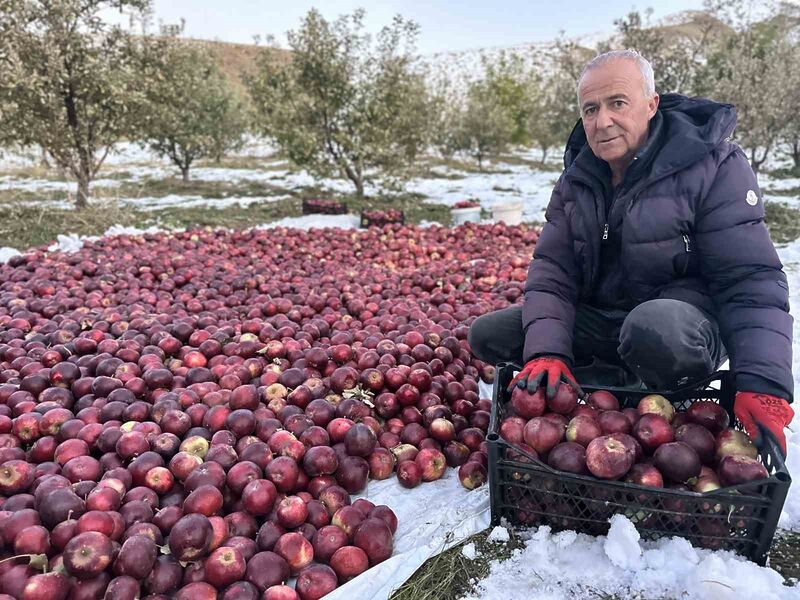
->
[487,363,791,565]
[302,199,348,215]
[359,209,405,228]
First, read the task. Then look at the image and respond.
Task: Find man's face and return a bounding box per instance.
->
[578,59,659,173]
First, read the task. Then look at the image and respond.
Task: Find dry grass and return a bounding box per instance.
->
[389,528,526,600]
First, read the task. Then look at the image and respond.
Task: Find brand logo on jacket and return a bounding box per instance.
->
[746,190,759,206]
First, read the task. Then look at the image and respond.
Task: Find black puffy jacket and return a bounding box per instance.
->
[522,94,793,400]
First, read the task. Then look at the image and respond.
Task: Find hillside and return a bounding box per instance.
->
[180,38,291,93]
[183,9,729,94]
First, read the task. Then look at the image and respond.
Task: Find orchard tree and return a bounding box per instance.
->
[527,36,592,163]
[698,1,794,173]
[457,79,516,170]
[0,0,153,207]
[482,51,539,146]
[142,40,250,181]
[604,8,723,95]
[248,9,430,198]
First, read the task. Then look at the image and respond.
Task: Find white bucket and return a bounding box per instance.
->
[492,202,523,225]
[450,205,482,225]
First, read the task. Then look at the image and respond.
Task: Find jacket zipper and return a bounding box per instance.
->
[602,224,609,240]
[683,234,691,252]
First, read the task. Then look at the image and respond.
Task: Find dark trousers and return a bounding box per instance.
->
[468,299,726,390]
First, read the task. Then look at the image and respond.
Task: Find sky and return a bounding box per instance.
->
[102,1,711,55]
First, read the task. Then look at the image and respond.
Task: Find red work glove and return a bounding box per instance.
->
[734,392,794,457]
[508,356,584,400]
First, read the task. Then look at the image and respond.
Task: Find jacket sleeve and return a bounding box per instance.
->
[522,175,581,363]
[694,146,793,401]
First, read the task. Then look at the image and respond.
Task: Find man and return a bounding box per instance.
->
[468,50,795,454]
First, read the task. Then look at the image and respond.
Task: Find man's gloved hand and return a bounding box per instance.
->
[734,391,794,457]
[508,356,584,400]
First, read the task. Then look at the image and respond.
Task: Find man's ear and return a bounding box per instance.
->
[648,94,660,119]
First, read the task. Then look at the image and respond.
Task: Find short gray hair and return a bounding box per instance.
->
[577,50,656,107]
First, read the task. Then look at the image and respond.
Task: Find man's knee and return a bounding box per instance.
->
[467,306,524,366]
[620,299,705,347]
[468,314,494,363]
[618,299,719,389]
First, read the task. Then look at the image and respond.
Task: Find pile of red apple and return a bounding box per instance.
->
[501,383,769,492]
[360,209,404,227]
[0,222,537,599]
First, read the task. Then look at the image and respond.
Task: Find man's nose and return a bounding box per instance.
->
[596,105,614,129]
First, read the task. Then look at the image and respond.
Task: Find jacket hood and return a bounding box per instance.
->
[563,93,737,177]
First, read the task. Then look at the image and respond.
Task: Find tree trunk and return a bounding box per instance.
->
[749,145,770,175]
[354,178,364,199]
[75,176,90,208]
[540,146,548,165]
[181,166,190,183]
[791,140,800,170]
[477,153,483,171]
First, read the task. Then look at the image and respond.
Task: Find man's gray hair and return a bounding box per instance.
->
[577,50,656,107]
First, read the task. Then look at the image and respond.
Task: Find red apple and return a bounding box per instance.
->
[295,564,338,600]
[686,401,730,435]
[547,442,587,474]
[633,414,674,453]
[718,455,769,486]
[458,461,487,490]
[415,448,446,482]
[273,532,314,574]
[353,517,393,565]
[585,435,634,480]
[547,383,578,415]
[565,415,602,447]
[587,390,619,411]
[205,546,247,589]
[330,545,369,582]
[510,387,545,419]
[653,442,701,484]
[63,531,114,579]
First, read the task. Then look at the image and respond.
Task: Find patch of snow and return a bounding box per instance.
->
[486,526,510,543]
[412,164,556,221]
[461,543,478,560]
[0,176,121,193]
[0,247,21,264]
[463,519,794,600]
[47,234,88,253]
[603,514,642,570]
[255,214,362,230]
[775,239,800,530]
[102,224,166,237]
[761,175,800,193]
[117,194,291,211]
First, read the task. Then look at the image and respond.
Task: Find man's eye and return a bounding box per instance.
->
[584,107,596,116]
[614,100,625,107]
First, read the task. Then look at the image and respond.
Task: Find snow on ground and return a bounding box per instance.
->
[118,193,292,211]
[463,516,795,600]
[256,214,362,230]
[0,248,20,264]
[775,240,800,529]
[413,164,557,220]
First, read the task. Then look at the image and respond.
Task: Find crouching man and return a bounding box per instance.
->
[469,50,794,454]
